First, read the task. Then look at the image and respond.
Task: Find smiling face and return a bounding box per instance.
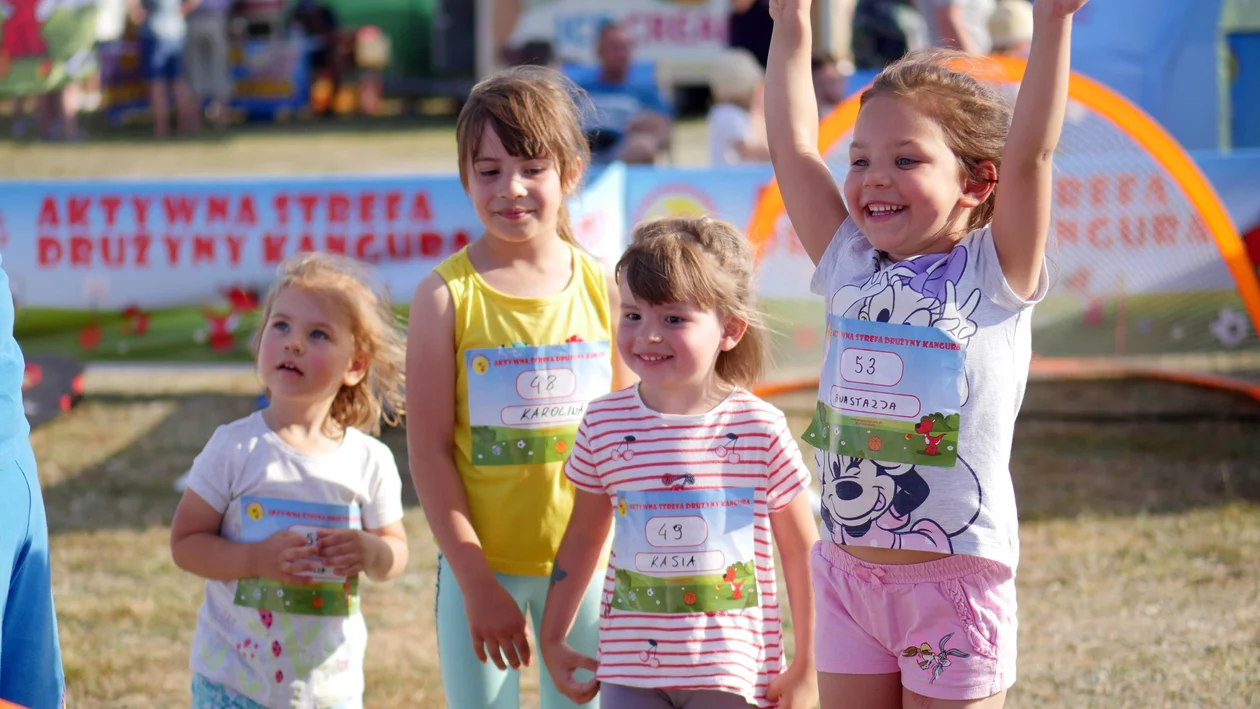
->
[844,93,991,259]
[821,454,897,527]
[257,287,366,407]
[466,124,569,245]
[616,280,744,402]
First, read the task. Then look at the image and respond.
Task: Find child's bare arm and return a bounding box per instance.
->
[765,0,850,266]
[406,272,494,588]
[767,491,819,707]
[991,0,1086,299]
[540,489,613,705]
[170,489,317,584]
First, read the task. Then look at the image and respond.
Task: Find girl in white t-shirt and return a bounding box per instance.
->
[539,216,820,709]
[170,252,408,709]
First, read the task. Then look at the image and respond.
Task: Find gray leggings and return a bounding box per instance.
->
[600,684,753,709]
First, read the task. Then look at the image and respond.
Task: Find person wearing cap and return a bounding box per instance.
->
[707,47,771,165]
[989,0,1034,56]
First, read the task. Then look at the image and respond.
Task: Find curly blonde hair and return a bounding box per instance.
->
[616,216,767,388]
[253,252,406,435]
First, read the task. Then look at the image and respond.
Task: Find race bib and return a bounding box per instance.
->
[803,317,965,467]
[235,497,361,617]
[611,488,757,614]
[465,340,612,467]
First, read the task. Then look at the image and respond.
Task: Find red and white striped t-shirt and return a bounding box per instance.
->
[566,386,811,707]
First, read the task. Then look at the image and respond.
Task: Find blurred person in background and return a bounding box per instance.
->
[812,52,848,116]
[989,0,1034,57]
[730,0,773,67]
[183,0,232,130]
[707,47,770,165]
[914,0,996,54]
[127,0,201,137]
[851,0,929,69]
[576,21,672,164]
[288,0,345,116]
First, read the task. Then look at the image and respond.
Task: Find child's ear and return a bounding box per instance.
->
[343,352,370,387]
[719,316,749,352]
[959,160,998,208]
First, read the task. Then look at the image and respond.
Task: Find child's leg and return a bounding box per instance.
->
[817,672,902,709]
[190,673,268,709]
[598,684,676,709]
[530,566,604,709]
[435,554,523,709]
[900,687,1008,709]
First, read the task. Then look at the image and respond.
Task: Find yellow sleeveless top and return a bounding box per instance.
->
[434,245,614,576]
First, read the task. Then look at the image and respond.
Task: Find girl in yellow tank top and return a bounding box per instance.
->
[405,66,633,709]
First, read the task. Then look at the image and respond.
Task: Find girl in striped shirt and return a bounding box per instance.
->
[540,216,820,709]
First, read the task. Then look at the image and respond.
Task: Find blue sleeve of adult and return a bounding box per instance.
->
[0,444,66,709]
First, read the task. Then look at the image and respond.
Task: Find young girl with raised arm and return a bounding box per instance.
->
[406,65,634,709]
[765,0,1086,706]
[171,252,409,709]
[540,216,820,709]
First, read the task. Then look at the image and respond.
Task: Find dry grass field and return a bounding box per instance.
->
[8,120,1260,708]
[27,367,1260,709]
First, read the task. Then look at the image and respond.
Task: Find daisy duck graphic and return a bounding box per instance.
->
[818,246,984,553]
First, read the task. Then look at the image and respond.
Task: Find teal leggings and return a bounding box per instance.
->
[436,555,603,709]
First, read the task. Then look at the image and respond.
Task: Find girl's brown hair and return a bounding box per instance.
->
[861,49,1012,232]
[456,65,591,245]
[616,217,767,388]
[253,252,406,436]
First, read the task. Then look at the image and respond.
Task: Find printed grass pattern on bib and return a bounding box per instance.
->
[612,488,758,614]
[804,317,965,467]
[466,340,612,467]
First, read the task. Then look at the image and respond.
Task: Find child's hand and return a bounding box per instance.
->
[465,580,531,670]
[316,529,378,577]
[541,640,600,705]
[766,662,818,709]
[1037,0,1088,18]
[249,531,318,585]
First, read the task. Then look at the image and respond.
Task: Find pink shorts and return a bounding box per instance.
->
[810,541,1018,701]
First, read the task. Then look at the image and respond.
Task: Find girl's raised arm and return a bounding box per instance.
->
[991,0,1086,299]
[765,0,850,266]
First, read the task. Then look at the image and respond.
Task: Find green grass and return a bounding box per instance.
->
[470,424,576,466]
[611,564,758,614]
[803,401,961,467]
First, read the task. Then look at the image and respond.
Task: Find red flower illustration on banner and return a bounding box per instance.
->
[200,309,238,352]
[222,285,261,314]
[78,322,102,351]
[120,305,151,337]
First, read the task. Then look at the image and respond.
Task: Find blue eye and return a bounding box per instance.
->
[624,312,641,321]
[665,315,684,325]
[896,157,917,167]
[851,158,869,168]
[272,321,289,332]
[311,329,329,341]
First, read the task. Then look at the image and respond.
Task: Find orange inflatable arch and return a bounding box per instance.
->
[746,56,1260,401]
